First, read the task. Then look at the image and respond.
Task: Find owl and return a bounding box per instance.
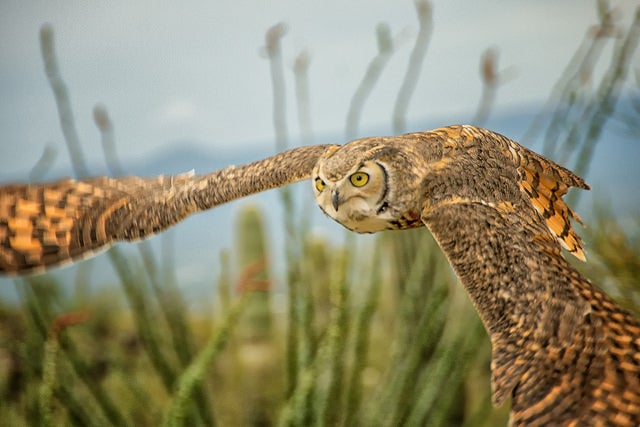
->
[1,125,639,426]
[313,125,640,426]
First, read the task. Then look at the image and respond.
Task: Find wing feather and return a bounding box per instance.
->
[0,145,331,275]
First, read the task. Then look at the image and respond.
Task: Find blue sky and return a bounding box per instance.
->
[0,0,638,301]
[1,0,637,178]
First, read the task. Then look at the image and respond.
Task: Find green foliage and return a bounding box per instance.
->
[578,208,640,316]
[11,202,638,426]
[1,205,511,426]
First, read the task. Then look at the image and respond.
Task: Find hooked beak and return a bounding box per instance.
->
[332,190,340,211]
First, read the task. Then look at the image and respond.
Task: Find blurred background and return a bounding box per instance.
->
[1,1,639,426]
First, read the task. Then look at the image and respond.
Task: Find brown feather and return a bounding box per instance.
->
[0,145,331,275]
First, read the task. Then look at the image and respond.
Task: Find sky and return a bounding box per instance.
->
[0,0,638,301]
[1,0,638,179]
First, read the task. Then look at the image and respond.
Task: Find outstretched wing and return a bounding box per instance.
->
[0,145,331,275]
[419,126,640,426]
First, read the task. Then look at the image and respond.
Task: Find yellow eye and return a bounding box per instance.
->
[315,178,326,192]
[350,172,369,187]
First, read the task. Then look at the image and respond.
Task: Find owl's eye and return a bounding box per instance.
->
[349,172,369,187]
[315,178,326,192]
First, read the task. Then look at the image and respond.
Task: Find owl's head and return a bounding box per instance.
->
[312,138,421,233]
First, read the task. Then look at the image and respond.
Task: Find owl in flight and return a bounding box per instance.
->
[1,125,639,425]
